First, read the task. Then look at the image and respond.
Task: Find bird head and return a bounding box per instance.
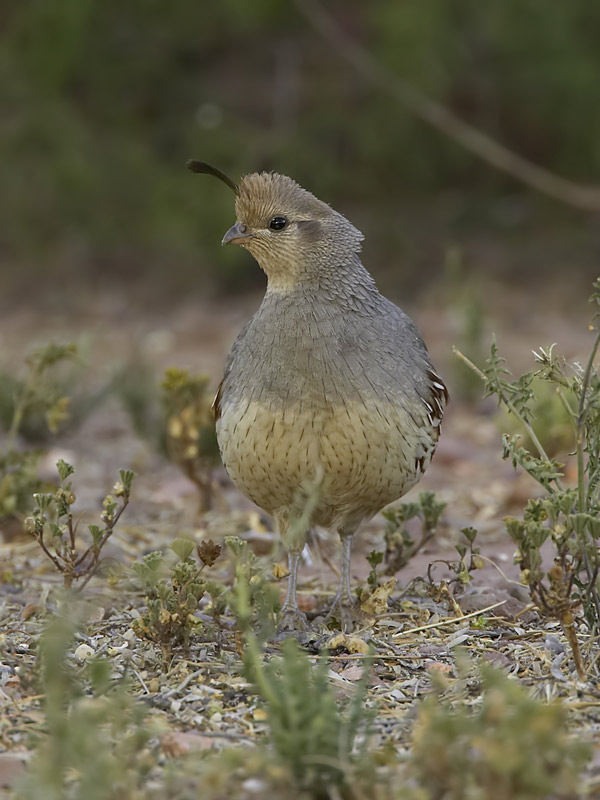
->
[187,161,364,291]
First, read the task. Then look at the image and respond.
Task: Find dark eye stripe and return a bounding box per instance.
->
[269,216,287,231]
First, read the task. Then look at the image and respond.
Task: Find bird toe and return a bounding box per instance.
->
[277,606,309,634]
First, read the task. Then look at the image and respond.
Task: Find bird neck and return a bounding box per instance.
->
[265,253,380,309]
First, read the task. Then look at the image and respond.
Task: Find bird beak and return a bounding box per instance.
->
[222,222,252,246]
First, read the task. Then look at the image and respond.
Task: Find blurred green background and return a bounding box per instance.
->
[2,0,599,303]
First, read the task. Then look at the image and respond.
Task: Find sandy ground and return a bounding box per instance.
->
[1,286,599,795]
[1,287,594,605]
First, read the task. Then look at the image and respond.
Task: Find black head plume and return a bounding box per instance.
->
[186,160,238,194]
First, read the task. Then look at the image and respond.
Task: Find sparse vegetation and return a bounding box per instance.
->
[131,533,281,668]
[0,343,77,535]
[25,460,135,590]
[132,538,225,665]
[455,278,600,679]
[117,362,220,512]
[497,377,575,457]
[161,367,221,512]
[424,525,484,613]
[242,638,375,798]
[2,343,78,446]
[15,607,158,800]
[14,599,593,800]
[3,295,600,799]
[410,658,591,800]
[382,491,447,575]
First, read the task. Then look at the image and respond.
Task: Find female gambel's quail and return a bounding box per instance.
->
[188,160,448,630]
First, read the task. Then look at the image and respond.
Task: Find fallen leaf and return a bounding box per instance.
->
[427,662,453,675]
[272,563,290,580]
[360,578,396,615]
[327,633,370,654]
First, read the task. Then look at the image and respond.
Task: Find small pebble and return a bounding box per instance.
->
[74,643,95,661]
[544,634,564,655]
[242,779,267,793]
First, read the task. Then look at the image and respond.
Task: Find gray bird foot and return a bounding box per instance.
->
[277,605,308,633]
[324,596,362,632]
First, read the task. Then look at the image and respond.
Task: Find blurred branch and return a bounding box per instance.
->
[295,0,600,212]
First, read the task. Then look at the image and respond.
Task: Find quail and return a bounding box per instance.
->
[188,160,448,630]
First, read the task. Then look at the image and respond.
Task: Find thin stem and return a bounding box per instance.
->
[36,534,65,574]
[453,347,486,382]
[453,346,564,491]
[574,329,600,631]
[244,629,280,709]
[577,328,600,425]
[404,527,436,567]
[556,387,578,422]
[67,512,76,555]
[576,328,600,513]
[6,370,37,451]
[73,497,129,570]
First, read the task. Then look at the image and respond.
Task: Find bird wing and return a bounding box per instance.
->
[212,315,255,421]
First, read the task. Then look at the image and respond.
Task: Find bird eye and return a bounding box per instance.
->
[269,216,287,231]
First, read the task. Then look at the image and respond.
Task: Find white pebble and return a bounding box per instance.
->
[242,779,267,793]
[74,643,95,661]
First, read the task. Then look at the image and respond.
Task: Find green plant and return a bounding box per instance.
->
[225,535,280,646]
[5,0,600,297]
[132,534,280,665]
[25,461,135,590]
[0,343,77,528]
[161,367,220,512]
[0,449,42,523]
[3,342,77,447]
[132,538,224,665]
[223,544,376,798]
[444,246,487,404]
[0,340,113,444]
[366,549,384,592]
[425,526,483,613]
[497,376,575,457]
[117,363,220,513]
[410,660,591,800]
[382,491,447,575]
[455,278,600,678]
[243,637,375,798]
[16,606,157,800]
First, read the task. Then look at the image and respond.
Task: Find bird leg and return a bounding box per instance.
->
[279,548,308,631]
[325,533,360,630]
